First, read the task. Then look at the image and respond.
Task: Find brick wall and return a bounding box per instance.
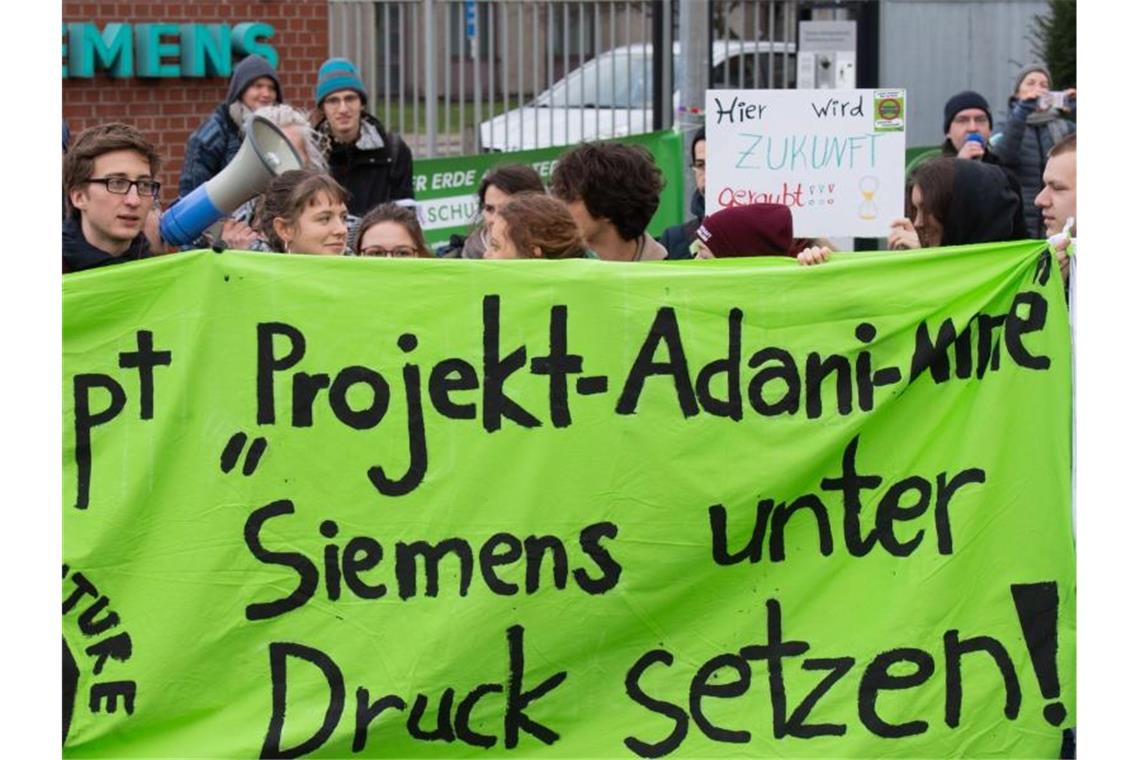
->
[62,1,330,206]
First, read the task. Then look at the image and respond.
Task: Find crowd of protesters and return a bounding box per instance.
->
[59,50,1079,760]
[62,53,1075,277]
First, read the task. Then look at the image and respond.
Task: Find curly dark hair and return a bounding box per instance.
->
[496,192,587,259]
[550,142,663,241]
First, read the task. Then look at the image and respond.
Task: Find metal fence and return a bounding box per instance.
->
[329,0,802,157]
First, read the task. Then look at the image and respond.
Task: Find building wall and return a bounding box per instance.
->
[62,1,330,205]
[879,0,1051,147]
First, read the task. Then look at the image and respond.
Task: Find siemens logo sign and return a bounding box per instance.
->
[62,22,277,78]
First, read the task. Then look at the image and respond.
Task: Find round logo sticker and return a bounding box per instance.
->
[877,98,902,121]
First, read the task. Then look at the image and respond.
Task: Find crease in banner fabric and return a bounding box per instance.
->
[63,240,1074,758]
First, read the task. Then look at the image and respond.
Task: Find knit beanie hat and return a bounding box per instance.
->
[695,203,794,258]
[942,90,992,134]
[1012,62,1052,97]
[226,55,282,105]
[316,58,367,107]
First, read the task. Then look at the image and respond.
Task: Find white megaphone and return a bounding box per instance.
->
[160,115,303,246]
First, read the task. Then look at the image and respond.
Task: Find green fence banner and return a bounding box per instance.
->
[63,241,1074,758]
[410,129,685,248]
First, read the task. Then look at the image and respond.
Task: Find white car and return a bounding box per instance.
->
[479,40,797,152]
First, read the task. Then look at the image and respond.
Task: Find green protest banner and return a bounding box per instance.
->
[410,129,685,248]
[63,241,1074,758]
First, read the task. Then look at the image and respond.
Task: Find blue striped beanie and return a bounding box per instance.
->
[316,58,367,106]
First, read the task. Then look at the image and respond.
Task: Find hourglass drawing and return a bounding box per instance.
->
[858,176,879,220]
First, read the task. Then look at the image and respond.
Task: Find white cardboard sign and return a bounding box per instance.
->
[705,88,906,238]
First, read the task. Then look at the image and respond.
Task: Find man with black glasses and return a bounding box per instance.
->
[63,123,161,273]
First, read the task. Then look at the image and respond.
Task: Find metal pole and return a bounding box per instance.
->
[371,5,382,109]
[784,0,793,89]
[651,0,673,131]
[474,0,482,150]
[855,0,878,88]
[444,1,452,153]
[548,3,556,148]
[532,5,539,149]
[489,2,496,150]
[578,3,585,142]
[425,0,438,156]
[503,2,511,148]
[678,0,708,218]
[641,1,648,115]
[651,0,663,131]
[356,4,366,109]
[460,1,467,153]
[623,1,631,136]
[754,2,761,88]
[610,2,616,138]
[663,0,673,130]
[413,1,419,142]
[594,2,601,140]
[383,3,392,128]
[855,0,880,251]
[767,1,776,89]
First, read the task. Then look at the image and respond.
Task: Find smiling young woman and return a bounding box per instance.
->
[256,169,350,256]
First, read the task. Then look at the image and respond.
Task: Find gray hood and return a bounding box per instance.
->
[225,55,282,105]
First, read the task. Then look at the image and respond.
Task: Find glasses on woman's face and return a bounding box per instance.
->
[360,246,418,258]
[86,177,161,199]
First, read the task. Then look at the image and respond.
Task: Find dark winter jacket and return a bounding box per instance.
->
[178,55,283,198]
[660,218,701,260]
[994,99,1076,238]
[316,112,414,216]
[659,190,706,259]
[939,139,1030,240]
[941,160,1022,247]
[179,104,243,199]
[690,188,705,221]
[62,216,151,273]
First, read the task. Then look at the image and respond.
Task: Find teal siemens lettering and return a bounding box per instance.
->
[62,22,277,78]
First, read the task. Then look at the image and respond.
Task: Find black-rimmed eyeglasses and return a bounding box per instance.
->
[86,177,161,199]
